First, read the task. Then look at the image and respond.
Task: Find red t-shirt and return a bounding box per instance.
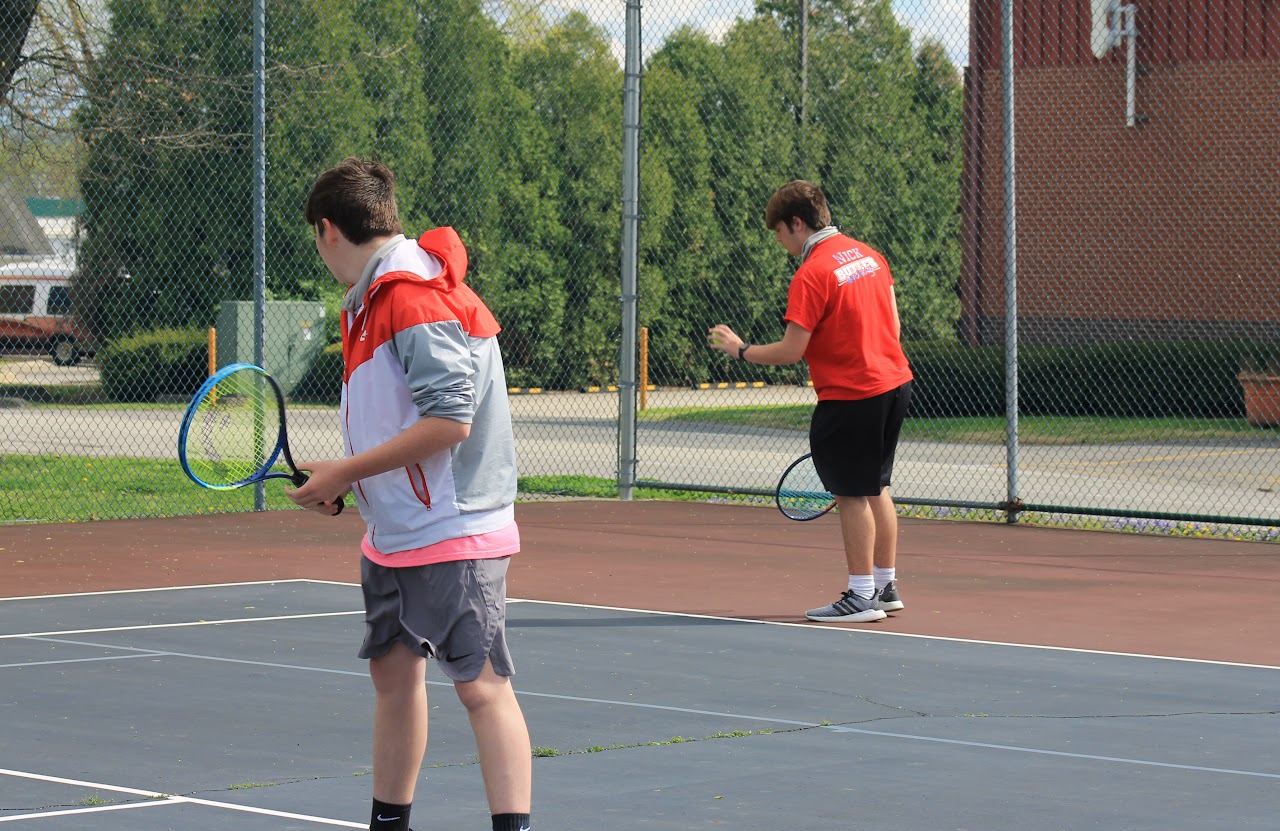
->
[784,234,913,400]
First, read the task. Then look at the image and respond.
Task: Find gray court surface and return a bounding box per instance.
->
[1,580,1276,830]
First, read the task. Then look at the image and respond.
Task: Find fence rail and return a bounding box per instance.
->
[0,1,1276,539]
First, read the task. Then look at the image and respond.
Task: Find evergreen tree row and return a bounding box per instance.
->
[75,0,962,390]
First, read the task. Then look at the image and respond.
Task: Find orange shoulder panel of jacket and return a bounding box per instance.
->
[417,227,467,290]
[383,274,501,339]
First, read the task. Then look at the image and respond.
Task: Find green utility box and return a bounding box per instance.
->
[215,300,327,395]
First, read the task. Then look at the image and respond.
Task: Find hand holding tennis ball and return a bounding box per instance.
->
[706,324,742,356]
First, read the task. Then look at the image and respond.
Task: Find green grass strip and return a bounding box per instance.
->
[517,475,709,501]
[0,455,295,523]
[638,406,1267,444]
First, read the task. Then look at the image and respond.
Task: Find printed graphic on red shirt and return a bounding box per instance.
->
[834,256,881,285]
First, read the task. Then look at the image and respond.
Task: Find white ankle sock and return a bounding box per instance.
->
[847,574,874,599]
[874,567,896,591]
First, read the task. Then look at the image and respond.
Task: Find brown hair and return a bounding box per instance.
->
[764,180,832,231]
[303,157,402,244]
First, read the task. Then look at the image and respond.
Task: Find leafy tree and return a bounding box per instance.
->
[757,0,963,343]
[640,27,721,386]
[67,0,963,386]
[417,0,569,387]
[512,12,622,387]
[74,0,428,342]
[76,0,255,340]
[640,18,807,387]
[895,38,963,341]
[267,0,431,308]
[705,16,805,379]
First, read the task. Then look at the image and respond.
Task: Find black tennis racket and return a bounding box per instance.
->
[178,362,343,514]
[775,453,835,521]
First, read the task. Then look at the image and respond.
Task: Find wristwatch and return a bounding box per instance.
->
[738,343,750,360]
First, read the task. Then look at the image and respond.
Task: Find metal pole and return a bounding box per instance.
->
[1124,5,1137,128]
[799,0,808,126]
[252,0,267,512]
[1000,0,1019,523]
[618,0,642,500]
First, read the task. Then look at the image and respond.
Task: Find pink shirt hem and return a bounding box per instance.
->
[362,521,520,568]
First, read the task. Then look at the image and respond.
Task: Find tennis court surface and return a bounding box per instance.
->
[2,501,1277,829]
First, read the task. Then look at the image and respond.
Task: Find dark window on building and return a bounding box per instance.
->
[0,285,36,314]
[48,285,72,315]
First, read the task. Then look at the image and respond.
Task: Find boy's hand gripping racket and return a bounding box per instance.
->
[775,453,836,521]
[178,362,344,515]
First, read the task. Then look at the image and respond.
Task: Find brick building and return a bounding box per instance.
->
[961,1,1280,346]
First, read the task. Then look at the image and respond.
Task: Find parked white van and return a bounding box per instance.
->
[0,254,96,366]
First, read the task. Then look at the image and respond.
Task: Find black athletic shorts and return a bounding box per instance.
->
[808,381,912,497]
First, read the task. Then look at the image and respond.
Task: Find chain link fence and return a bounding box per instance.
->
[0,1,1276,540]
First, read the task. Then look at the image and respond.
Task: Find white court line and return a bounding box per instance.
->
[0,800,175,823]
[3,580,1276,669]
[2,592,1278,785]
[0,610,362,640]
[0,768,163,798]
[5,642,1274,783]
[0,652,161,670]
[821,726,1280,780]
[0,769,363,828]
[16,636,1280,782]
[169,795,363,827]
[0,578,332,603]
[513,598,1280,671]
[29,636,368,677]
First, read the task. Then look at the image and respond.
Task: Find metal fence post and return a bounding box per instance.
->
[1001,0,1020,524]
[618,0,642,501]
[252,0,267,512]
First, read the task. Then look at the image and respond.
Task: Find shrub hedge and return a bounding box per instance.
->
[294,342,344,403]
[907,339,1266,418]
[142,336,1267,418]
[100,327,209,402]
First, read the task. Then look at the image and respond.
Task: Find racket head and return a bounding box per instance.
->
[775,453,836,521]
[178,362,291,490]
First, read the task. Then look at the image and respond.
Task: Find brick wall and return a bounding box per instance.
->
[961,59,1280,346]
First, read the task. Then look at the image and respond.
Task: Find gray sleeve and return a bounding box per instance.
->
[392,321,476,423]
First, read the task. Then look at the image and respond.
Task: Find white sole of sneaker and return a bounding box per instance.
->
[877,600,904,612]
[804,608,887,623]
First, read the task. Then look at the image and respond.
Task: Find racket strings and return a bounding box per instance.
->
[184,371,282,486]
[777,457,836,520]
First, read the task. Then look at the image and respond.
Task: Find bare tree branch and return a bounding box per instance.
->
[0,0,38,102]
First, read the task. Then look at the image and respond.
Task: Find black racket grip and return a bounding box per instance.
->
[291,471,345,516]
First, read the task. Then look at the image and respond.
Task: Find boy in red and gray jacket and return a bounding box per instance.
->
[289,157,531,831]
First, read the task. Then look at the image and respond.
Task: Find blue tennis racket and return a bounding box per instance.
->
[775,453,835,521]
[178,362,343,514]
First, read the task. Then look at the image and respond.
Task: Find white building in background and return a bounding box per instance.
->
[0,180,56,263]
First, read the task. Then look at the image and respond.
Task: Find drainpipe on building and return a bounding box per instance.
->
[1120,4,1138,127]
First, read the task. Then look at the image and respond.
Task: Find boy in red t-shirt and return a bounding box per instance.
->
[708,180,913,623]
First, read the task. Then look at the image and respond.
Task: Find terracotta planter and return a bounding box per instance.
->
[1239,372,1280,428]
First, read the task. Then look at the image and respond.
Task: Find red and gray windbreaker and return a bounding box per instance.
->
[339,229,517,554]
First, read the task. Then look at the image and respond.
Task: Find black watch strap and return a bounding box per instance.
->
[738,343,750,360]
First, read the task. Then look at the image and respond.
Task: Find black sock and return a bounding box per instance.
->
[492,813,531,831]
[370,798,411,831]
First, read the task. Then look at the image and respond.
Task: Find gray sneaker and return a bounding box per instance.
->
[805,590,887,622]
[876,580,904,612]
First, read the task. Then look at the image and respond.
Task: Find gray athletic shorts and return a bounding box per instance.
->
[358,555,515,683]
